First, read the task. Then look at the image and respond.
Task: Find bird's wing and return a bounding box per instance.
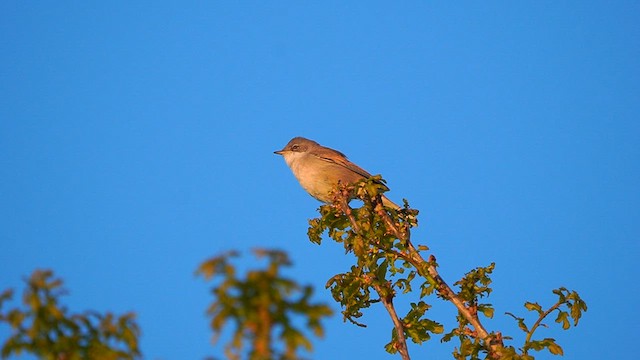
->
[312,146,373,178]
[311,144,393,200]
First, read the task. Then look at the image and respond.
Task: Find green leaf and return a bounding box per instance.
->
[570,294,588,326]
[478,305,494,319]
[555,310,570,330]
[524,301,543,314]
[548,340,564,355]
[376,259,389,281]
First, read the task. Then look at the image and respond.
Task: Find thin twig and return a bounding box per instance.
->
[524,302,563,350]
[340,199,361,234]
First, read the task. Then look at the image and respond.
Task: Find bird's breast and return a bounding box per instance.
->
[288,155,346,202]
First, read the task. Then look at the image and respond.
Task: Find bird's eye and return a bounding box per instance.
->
[291,144,300,151]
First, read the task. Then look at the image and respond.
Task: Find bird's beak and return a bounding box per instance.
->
[274,149,285,155]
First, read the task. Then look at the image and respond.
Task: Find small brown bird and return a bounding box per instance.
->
[274,137,399,208]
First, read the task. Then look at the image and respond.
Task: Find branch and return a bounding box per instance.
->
[338,198,411,360]
[318,181,585,359]
[369,277,411,360]
[329,184,503,358]
[374,200,504,358]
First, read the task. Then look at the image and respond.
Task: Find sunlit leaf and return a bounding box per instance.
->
[524,301,542,314]
[555,310,570,330]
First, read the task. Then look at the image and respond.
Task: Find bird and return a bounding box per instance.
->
[274,137,399,209]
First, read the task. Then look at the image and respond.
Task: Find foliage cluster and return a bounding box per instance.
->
[0,270,139,360]
[197,249,332,360]
[307,177,586,359]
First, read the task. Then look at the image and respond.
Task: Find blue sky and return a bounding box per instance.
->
[1,2,638,359]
